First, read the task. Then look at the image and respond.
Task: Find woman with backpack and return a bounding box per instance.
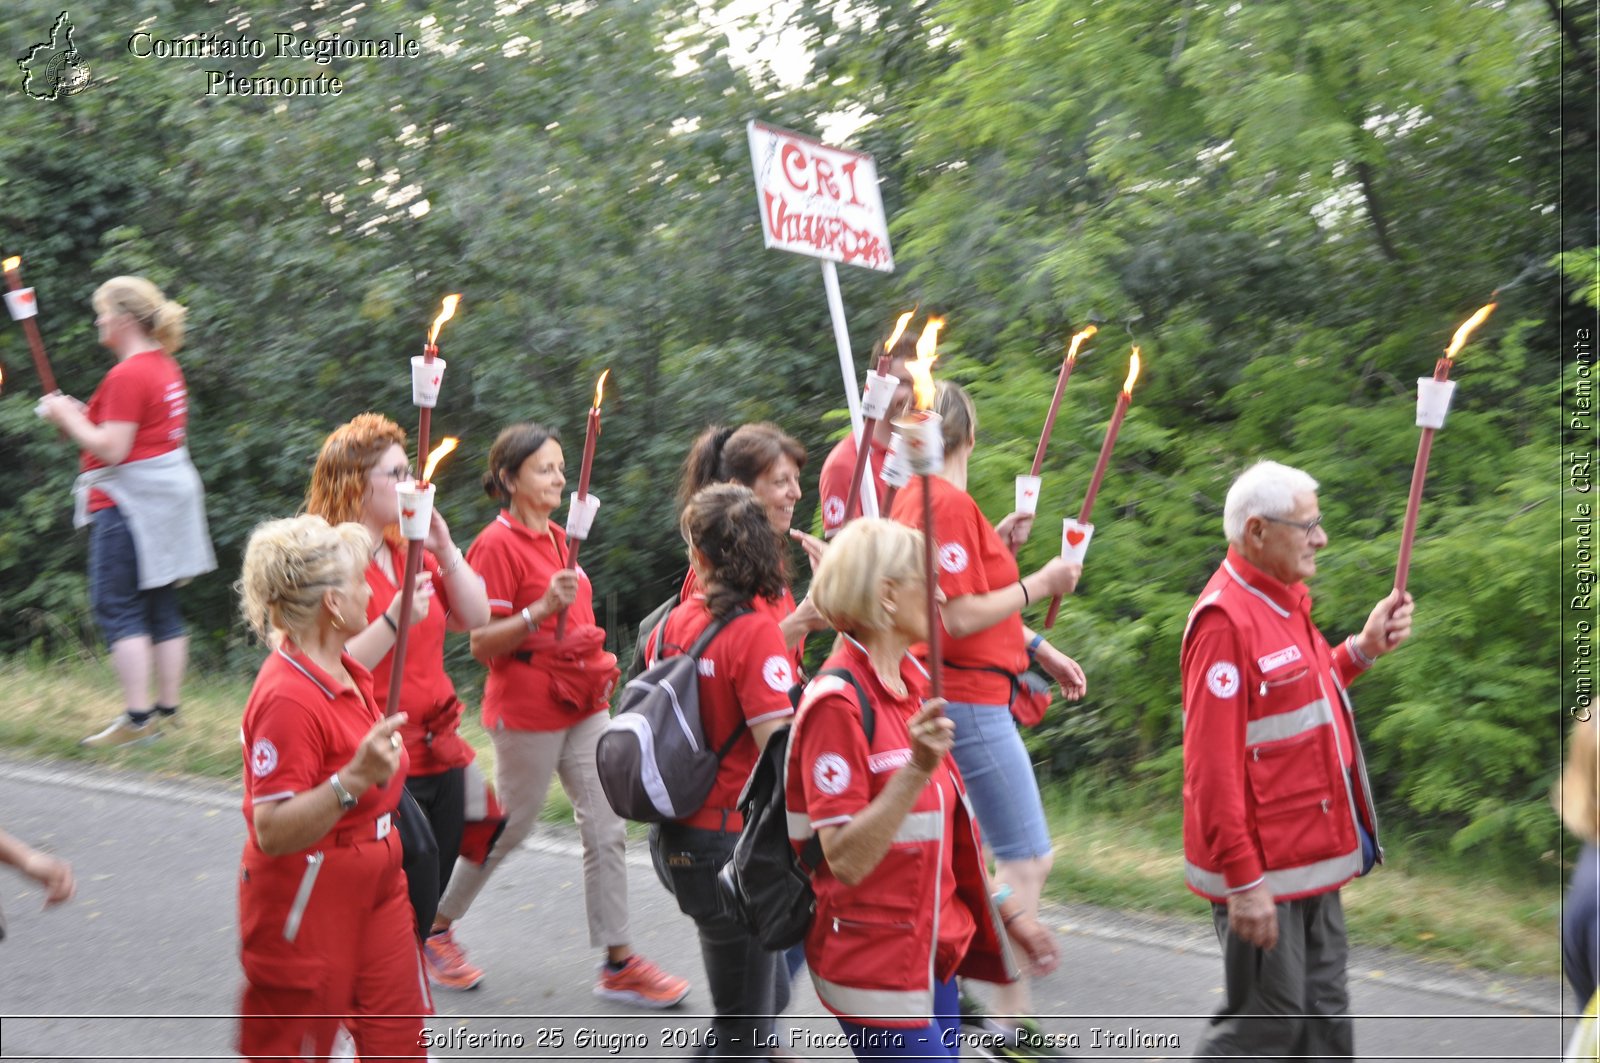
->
[788,517,1060,1059]
[889,380,1085,1034]
[430,422,690,1008]
[645,483,799,1060]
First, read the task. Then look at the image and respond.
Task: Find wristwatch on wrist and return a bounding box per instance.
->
[328,772,358,810]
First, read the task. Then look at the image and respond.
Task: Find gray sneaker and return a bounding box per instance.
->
[80,714,162,749]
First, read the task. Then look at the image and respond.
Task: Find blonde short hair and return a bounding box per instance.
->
[93,276,187,354]
[810,518,924,635]
[1559,719,1600,844]
[237,516,369,645]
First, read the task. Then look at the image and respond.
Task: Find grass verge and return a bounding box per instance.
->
[2,653,1560,976]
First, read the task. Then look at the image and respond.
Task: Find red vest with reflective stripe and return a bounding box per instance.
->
[787,671,1016,1027]
[1180,554,1381,903]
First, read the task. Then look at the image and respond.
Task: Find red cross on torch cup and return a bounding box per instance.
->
[385,295,462,719]
[1045,347,1141,628]
[2,255,60,395]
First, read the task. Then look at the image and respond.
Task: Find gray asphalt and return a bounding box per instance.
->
[0,755,1570,1062]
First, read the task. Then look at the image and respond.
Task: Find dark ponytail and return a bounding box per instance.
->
[677,422,806,512]
[681,484,787,620]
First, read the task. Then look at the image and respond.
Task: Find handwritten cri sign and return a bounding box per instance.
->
[747,121,894,273]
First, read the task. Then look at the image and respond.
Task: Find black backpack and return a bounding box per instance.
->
[627,592,678,682]
[718,667,875,951]
[596,606,753,823]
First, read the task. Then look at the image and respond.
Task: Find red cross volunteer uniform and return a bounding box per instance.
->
[236,647,428,1062]
[787,641,1015,1028]
[1180,547,1381,902]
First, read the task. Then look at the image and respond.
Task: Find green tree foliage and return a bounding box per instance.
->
[768,0,1589,864]
[0,0,1589,871]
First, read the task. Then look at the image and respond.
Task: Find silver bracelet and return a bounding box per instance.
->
[1345,635,1375,668]
[439,547,465,576]
[521,605,535,631]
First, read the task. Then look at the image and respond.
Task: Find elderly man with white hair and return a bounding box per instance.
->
[1181,460,1413,1060]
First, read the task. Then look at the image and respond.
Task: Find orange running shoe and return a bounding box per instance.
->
[423,927,484,991]
[593,954,690,1009]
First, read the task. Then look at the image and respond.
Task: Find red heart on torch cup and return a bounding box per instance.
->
[1024,490,1036,499]
[1065,529,1086,547]
[401,507,416,519]
[20,291,35,305]
[431,376,440,385]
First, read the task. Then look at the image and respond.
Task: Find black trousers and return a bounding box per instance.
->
[651,822,790,1061]
[404,765,467,901]
[1194,890,1353,1061]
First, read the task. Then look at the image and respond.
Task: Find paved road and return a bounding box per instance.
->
[0,756,1569,1061]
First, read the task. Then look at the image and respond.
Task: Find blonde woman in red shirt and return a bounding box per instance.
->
[889,381,1085,1034]
[38,276,214,749]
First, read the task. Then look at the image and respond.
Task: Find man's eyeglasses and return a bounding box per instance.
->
[1261,514,1323,535]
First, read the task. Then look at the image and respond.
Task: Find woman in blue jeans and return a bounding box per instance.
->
[646,483,797,1059]
[888,381,1086,1030]
[37,277,215,749]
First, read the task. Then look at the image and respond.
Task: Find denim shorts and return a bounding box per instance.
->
[89,506,185,645]
[944,701,1052,861]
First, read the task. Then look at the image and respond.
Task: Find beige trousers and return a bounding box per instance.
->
[436,710,630,948]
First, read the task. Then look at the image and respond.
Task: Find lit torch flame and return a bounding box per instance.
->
[885,310,916,352]
[1066,324,1099,363]
[421,437,459,484]
[2,257,19,274]
[592,368,611,410]
[427,294,462,346]
[908,317,945,410]
[1443,301,1497,360]
[1122,347,1142,395]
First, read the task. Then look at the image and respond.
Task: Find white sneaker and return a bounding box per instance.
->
[80,714,162,749]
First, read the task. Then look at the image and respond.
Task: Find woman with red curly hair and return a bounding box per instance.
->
[305,412,490,990]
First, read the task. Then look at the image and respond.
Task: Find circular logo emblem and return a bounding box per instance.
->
[249,738,279,778]
[762,655,794,693]
[813,753,851,795]
[938,542,969,574]
[1205,661,1240,699]
[47,52,92,97]
[823,496,845,527]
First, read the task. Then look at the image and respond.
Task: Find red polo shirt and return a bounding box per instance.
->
[652,596,795,828]
[818,433,891,536]
[241,647,408,852]
[80,349,188,512]
[679,566,803,671]
[890,475,1027,704]
[364,544,473,775]
[467,510,605,731]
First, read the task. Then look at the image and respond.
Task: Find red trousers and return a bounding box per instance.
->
[237,830,431,1061]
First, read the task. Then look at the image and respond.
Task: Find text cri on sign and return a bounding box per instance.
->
[774,141,866,207]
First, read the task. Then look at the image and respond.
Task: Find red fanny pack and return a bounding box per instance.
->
[512,626,619,715]
[1010,671,1053,728]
